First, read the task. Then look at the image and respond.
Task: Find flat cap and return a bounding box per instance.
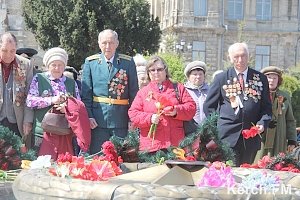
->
[184,61,206,77]
[261,66,283,77]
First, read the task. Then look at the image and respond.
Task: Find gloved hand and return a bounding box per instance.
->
[268,120,277,128]
[151,114,160,124]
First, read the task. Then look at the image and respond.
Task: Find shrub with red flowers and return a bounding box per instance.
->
[49,141,123,181]
[240,153,300,173]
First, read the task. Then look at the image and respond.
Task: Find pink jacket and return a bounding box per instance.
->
[128,80,196,152]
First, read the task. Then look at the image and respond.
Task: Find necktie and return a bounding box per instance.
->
[238,73,244,90]
[107,61,112,72]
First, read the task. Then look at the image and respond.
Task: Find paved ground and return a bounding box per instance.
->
[0,182,16,200]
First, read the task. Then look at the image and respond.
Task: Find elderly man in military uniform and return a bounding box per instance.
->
[81,29,138,154]
[0,32,34,147]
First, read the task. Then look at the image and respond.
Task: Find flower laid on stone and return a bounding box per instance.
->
[196,161,235,188]
[172,148,196,161]
[49,142,123,181]
[240,153,300,173]
[30,155,51,169]
[240,170,279,191]
[0,169,22,182]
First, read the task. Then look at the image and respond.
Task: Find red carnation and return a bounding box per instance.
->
[242,126,260,139]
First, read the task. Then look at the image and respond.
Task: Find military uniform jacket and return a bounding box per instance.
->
[81,53,138,128]
[203,67,272,150]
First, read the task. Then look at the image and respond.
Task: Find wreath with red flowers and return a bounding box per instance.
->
[0,126,36,170]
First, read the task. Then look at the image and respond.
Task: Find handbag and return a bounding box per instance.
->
[173,82,199,135]
[41,107,71,135]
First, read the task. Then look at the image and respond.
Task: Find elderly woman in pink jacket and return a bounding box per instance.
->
[128,55,196,153]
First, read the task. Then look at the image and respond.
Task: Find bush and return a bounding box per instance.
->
[148,53,185,83]
[280,74,300,126]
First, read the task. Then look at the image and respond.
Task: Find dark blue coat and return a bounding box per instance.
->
[81,53,138,129]
[204,67,272,151]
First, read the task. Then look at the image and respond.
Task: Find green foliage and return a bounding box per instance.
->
[179,113,235,163]
[156,53,186,83]
[0,126,36,170]
[280,75,300,95]
[280,74,300,126]
[22,0,161,69]
[291,89,300,126]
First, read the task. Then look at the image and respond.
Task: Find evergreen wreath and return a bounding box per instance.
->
[111,113,234,164]
[266,153,300,171]
[179,112,234,163]
[0,126,36,170]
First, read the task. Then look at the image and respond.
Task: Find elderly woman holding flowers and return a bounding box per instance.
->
[128,55,196,152]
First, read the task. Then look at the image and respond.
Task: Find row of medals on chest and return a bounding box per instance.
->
[222,77,263,103]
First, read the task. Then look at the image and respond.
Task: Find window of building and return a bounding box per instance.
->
[194,0,207,16]
[256,0,272,20]
[192,41,206,61]
[227,0,244,20]
[255,45,270,70]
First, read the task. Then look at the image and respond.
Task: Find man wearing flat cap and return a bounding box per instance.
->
[81,29,138,154]
[204,42,272,166]
[255,66,297,160]
[184,61,209,126]
[0,32,34,147]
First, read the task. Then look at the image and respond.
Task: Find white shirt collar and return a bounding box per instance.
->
[104,55,115,63]
[235,67,248,80]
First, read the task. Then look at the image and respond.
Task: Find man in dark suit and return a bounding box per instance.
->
[81,29,139,154]
[203,42,272,166]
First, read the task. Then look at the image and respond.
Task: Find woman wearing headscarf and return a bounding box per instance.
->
[256,66,297,159]
[26,47,81,159]
[128,55,196,153]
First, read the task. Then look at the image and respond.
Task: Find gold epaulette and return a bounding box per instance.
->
[118,54,132,61]
[86,54,100,61]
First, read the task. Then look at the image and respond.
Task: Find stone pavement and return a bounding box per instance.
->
[0,182,16,200]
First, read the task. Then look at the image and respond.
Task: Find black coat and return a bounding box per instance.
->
[204,67,272,151]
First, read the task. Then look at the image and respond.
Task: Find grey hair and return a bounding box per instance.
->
[228,42,249,59]
[98,29,118,42]
[0,32,17,46]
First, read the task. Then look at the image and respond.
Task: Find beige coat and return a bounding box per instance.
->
[0,55,34,138]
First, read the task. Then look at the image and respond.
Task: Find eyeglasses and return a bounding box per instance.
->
[148,68,165,73]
